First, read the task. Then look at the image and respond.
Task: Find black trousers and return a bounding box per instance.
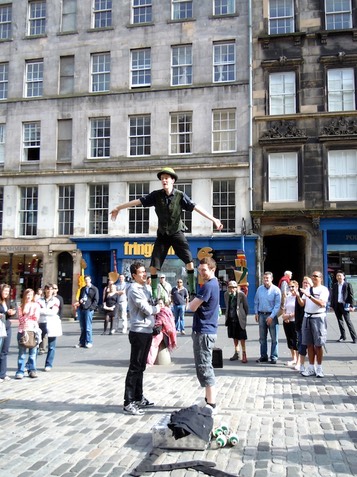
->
[334,303,356,341]
[124,331,152,406]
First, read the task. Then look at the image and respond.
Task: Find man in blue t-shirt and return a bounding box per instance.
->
[187,257,220,414]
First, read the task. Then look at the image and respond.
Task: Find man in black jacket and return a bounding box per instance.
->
[76,276,99,348]
[330,271,356,343]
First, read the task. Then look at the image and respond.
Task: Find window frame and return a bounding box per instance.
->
[269,71,296,115]
[89,184,109,235]
[92,0,112,29]
[89,117,111,159]
[0,186,3,236]
[25,59,44,98]
[268,0,294,35]
[213,41,236,83]
[129,115,151,156]
[172,0,193,21]
[175,181,192,233]
[23,122,41,161]
[324,0,352,30]
[327,67,356,112]
[170,111,192,155]
[0,124,5,164]
[212,179,235,233]
[58,185,75,235]
[131,48,151,88]
[328,149,357,201]
[128,182,150,234]
[268,151,299,202]
[61,0,77,32]
[212,109,237,153]
[0,4,12,40]
[28,0,46,36]
[132,0,152,24]
[213,0,236,16]
[19,186,38,236]
[57,119,72,162]
[59,55,75,94]
[0,62,8,100]
[171,44,192,86]
[91,52,111,93]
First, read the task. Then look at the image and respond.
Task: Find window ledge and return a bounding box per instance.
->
[87,27,114,33]
[258,32,306,49]
[126,22,155,28]
[317,28,357,44]
[208,13,239,20]
[166,18,196,25]
[23,34,47,40]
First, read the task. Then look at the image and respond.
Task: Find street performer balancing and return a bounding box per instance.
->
[110,167,223,298]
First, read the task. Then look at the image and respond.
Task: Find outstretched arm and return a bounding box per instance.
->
[193,204,223,231]
[110,199,141,221]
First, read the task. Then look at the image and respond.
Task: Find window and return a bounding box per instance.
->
[176,182,192,232]
[23,122,40,161]
[20,186,38,236]
[61,0,77,32]
[171,45,192,86]
[0,4,12,39]
[268,152,298,202]
[28,1,46,36]
[129,182,149,234]
[269,71,296,115]
[132,0,152,24]
[58,185,74,235]
[93,0,112,28]
[89,184,108,234]
[213,42,236,83]
[25,59,43,98]
[212,109,236,152]
[214,0,235,16]
[269,0,294,34]
[325,0,352,30]
[213,180,235,233]
[328,150,357,201]
[170,112,192,154]
[59,56,75,94]
[89,118,110,158]
[172,0,193,20]
[129,115,151,156]
[0,63,8,100]
[327,68,355,112]
[57,119,72,162]
[131,49,151,87]
[0,125,5,163]
[91,52,110,92]
[0,187,3,236]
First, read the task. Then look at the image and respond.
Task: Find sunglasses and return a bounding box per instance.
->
[311,274,320,278]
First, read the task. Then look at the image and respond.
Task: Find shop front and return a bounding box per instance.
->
[321,218,357,304]
[71,235,258,311]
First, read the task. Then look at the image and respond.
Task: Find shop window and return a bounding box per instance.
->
[328,149,357,200]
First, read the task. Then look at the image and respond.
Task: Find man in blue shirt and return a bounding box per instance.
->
[254,271,281,364]
[187,257,220,414]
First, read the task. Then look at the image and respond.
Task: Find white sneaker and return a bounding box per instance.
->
[287,360,296,367]
[298,365,305,373]
[123,402,144,415]
[85,343,93,348]
[205,404,218,415]
[315,365,324,378]
[301,366,315,377]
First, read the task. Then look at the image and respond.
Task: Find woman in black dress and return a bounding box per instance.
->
[224,280,249,363]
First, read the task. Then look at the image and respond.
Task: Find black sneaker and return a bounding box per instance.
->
[256,357,268,363]
[123,403,144,415]
[270,359,277,364]
[136,397,154,407]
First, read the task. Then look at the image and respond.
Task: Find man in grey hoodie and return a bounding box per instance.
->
[123,261,163,416]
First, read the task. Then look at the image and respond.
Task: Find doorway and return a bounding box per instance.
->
[57,252,73,304]
[263,235,305,286]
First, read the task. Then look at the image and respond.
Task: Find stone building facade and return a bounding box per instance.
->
[251,0,357,289]
[0,1,253,309]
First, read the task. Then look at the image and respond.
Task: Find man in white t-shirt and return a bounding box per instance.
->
[297,271,329,378]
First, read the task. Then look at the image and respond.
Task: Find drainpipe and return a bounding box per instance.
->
[248,0,253,213]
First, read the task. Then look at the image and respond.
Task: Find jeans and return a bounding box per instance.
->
[173,304,186,332]
[124,331,152,406]
[17,334,37,375]
[78,308,94,345]
[45,337,57,368]
[258,314,279,361]
[0,321,11,378]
